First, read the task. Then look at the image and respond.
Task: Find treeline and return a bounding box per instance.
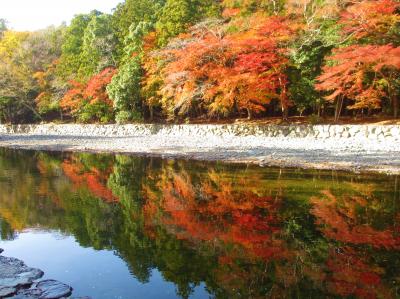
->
[0,0,399,124]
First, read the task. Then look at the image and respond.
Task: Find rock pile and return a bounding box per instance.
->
[0,249,86,299]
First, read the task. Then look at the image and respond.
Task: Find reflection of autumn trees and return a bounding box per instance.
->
[62,154,118,203]
[311,190,400,250]
[141,162,400,298]
[0,149,399,298]
[144,166,286,261]
[311,190,400,299]
[326,247,394,299]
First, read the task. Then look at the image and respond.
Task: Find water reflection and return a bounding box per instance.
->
[0,148,399,299]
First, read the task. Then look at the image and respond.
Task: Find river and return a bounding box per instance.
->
[0,148,399,298]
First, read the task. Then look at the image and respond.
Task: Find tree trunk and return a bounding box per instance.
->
[247,108,252,120]
[388,75,398,119]
[335,96,344,123]
[393,96,398,119]
[282,106,288,121]
[149,106,154,121]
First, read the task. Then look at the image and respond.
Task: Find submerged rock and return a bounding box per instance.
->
[34,280,72,299]
[0,256,44,289]
[0,286,17,297]
[9,280,72,299]
[0,251,74,299]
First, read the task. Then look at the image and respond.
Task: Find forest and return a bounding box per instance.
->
[0,0,399,124]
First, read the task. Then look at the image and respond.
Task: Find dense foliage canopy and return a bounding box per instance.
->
[0,0,399,123]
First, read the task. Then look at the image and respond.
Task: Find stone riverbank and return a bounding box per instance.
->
[0,124,399,174]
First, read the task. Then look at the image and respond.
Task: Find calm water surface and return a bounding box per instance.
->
[0,149,399,299]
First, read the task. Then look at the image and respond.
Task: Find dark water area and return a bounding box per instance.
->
[0,148,399,299]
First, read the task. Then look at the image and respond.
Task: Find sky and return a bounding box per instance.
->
[0,0,124,31]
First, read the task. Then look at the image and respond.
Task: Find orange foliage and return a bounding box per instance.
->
[60,67,116,116]
[340,0,400,42]
[157,15,295,119]
[222,8,241,18]
[316,44,400,110]
[59,80,86,115]
[62,158,118,203]
[33,60,60,113]
[84,67,116,106]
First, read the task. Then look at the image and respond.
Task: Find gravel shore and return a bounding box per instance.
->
[0,123,399,174]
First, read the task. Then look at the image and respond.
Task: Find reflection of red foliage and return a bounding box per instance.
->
[144,171,288,261]
[326,247,393,299]
[62,159,118,203]
[311,191,400,250]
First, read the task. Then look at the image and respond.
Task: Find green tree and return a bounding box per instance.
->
[111,0,166,59]
[79,14,117,78]
[107,21,156,123]
[156,0,220,46]
[289,19,342,117]
[106,56,142,123]
[57,11,101,81]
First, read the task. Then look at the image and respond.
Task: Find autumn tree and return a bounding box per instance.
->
[0,19,7,39]
[148,15,294,120]
[34,61,67,118]
[316,44,400,120]
[222,0,286,15]
[0,28,64,123]
[340,0,400,45]
[315,0,400,120]
[1,0,400,123]
[61,67,116,123]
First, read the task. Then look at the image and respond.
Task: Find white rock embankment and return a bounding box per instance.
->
[0,123,399,174]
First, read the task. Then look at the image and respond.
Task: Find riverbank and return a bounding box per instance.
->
[0,124,399,174]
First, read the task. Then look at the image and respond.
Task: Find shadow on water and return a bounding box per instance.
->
[0,148,399,299]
